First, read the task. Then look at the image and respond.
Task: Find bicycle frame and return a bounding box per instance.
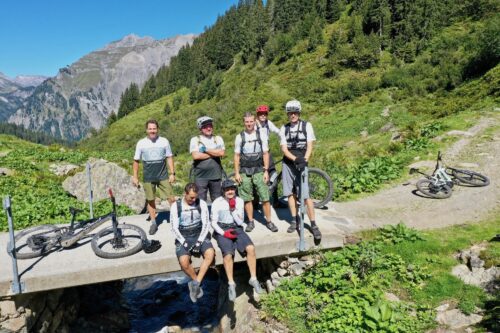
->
[410,151,453,187]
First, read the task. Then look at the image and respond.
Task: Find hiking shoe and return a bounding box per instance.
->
[266,221,278,232]
[149,223,158,235]
[248,278,263,294]
[287,222,297,233]
[188,280,200,303]
[311,225,322,240]
[245,220,255,232]
[228,283,236,302]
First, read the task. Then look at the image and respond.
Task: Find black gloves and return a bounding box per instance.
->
[189,241,202,255]
[294,156,308,170]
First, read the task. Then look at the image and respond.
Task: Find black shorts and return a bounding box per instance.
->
[213,227,253,257]
[175,236,214,258]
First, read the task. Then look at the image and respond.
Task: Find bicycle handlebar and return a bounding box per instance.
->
[108,189,114,198]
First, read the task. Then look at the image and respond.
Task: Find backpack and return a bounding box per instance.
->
[240,130,263,154]
[285,120,308,148]
[176,198,201,220]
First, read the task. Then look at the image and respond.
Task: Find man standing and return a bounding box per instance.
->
[211,179,264,302]
[190,116,225,202]
[133,119,175,235]
[234,112,278,232]
[170,183,215,303]
[255,105,283,208]
[279,100,322,240]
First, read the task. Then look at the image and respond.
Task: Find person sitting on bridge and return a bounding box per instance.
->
[170,183,215,303]
[233,112,278,233]
[211,179,264,302]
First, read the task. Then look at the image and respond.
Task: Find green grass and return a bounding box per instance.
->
[263,217,499,332]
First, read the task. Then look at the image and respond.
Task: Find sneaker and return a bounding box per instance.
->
[287,222,297,233]
[197,286,204,299]
[149,222,158,235]
[188,280,200,303]
[245,220,255,232]
[248,278,263,294]
[266,221,278,232]
[228,283,236,302]
[311,225,322,240]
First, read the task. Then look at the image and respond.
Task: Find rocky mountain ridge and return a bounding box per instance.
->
[4,33,195,140]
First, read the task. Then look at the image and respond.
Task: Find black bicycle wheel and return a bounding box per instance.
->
[451,169,490,187]
[91,224,147,259]
[308,168,334,208]
[416,179,452,199]
[9,225,60,259]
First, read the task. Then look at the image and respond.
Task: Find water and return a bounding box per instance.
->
[123,269,221,333]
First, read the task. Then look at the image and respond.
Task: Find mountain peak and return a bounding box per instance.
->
[103,34,155,50]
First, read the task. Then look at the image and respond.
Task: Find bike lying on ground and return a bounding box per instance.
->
[410,151,489,199]
[8,190,157,259]
[229,159,334,208]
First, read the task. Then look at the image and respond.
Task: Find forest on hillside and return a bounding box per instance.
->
[115,0,499,120]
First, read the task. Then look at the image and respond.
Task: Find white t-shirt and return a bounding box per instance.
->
[189,135,225,153]
[170,198,210,244]
[133,136,173,182]
[210,196,245,235]
[234,130,269,154]
[279,121,316,149]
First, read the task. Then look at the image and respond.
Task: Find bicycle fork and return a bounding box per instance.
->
[297,167,308,252]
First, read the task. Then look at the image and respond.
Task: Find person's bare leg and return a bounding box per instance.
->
[262,201,272,222]
[288,194,297,217]
[223,254,234,283]
[305,198,315,221]
[178,255,196,280]
[146,200,157,221]
[244,201,254,222]
[246,245,257,278]
[196,248,215,282]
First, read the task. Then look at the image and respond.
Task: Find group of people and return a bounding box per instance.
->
[132,99,322,302]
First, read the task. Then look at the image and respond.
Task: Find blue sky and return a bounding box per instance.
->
[0,0,239,78]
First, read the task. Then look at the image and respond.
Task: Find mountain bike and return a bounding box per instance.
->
[228,159,334,208]
[410,151,489,199]
[8,190,152,259]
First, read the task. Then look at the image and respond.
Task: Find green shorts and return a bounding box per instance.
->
[143,179,174,202]
[238,172,270,202]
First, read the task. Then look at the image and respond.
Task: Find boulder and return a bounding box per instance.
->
[62,159,145,213]
[0,167,14,176]
[49,163,79,176]
[436,309,482,329]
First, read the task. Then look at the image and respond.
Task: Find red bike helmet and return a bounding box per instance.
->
[256,105,270,113]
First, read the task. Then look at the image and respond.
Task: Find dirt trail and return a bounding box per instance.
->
[317,115,500,233]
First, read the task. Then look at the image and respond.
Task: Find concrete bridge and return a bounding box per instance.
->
[0,206,355,297]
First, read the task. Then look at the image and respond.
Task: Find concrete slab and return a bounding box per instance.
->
[0,206,345,297]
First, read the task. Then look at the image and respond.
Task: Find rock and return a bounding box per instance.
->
[469,256,485,269]
[168,325,182,333]
[380,122,395,132]
[436,309,482,329]
[301,260,315,267]
[0,317,26,331]
[390,132,402,141]
[272,278,281,288]
[279,260,290,269]
[49,163,79,176]
[360,130,368,138]
[289,263,305,276]
[384,292,400,302]
[266,280,275,293]
[451,264,500,289]
[287,257,300,265]
[0,167,14,176]
[381,107,390,117]
[435,303,450,312]
[62,159,146,213]
[277,268,288,277]
[0,151,9,157]
[271,272,282,281]
[426,329,456,333]
[0,300,17,317]
[446,130,473,137]
[299,255,314,261]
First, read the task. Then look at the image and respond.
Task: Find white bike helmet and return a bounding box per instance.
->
[285,100,301,113]
[197,116,213,129]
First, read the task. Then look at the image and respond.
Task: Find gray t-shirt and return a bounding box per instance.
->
[134,136,173,182]
[189,135,225,180]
